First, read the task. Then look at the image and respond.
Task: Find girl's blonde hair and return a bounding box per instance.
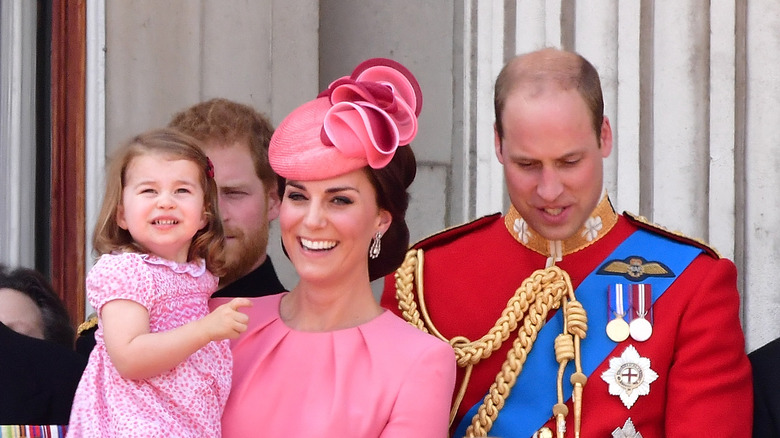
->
[92,128,226,276]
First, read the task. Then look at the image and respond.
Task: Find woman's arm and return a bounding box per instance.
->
[380,341,456,438]
[102,297,251,380]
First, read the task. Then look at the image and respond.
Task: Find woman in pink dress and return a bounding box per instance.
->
[212,58,456,437]
[67,129,251,437]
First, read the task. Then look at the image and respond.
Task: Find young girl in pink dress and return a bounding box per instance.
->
[67,129,251,437]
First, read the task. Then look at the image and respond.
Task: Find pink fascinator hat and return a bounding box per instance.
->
[269,58,422,180]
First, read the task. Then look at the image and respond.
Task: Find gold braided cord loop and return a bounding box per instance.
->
[397,248,535,365]
[555,333,575,363]
[566,300,587,339]
[395,249,428,332]
[450,281,533,367]
[465,268,574,437]
[566,300,588,438]
[393,248,588,437]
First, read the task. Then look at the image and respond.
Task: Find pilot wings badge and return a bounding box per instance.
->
[597,256,674,281]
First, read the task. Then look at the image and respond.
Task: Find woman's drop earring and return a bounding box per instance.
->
[369,232,382,259]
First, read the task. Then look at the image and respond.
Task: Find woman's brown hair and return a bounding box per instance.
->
[365,145,417,281]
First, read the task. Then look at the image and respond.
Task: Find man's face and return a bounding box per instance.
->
[495,88,612,241]
[203,141,280,287]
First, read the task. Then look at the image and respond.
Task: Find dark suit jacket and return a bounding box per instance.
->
[0,322,87,425]
[750,337,780,437]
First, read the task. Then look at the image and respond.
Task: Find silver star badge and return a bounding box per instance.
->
[612,418,643,438]
[601,345,658,408]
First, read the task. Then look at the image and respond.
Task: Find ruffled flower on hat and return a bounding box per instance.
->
[317,59,422,169]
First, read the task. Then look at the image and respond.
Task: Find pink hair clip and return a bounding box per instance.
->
[206,158,215,178]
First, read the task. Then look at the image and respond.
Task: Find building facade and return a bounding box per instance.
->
[2,0,778,351]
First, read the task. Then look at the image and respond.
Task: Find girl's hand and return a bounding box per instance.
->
[203,297,252,341]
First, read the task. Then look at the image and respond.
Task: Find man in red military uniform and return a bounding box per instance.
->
[381,48,752,437]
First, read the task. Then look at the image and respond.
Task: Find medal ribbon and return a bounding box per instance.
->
[630,284,652,322]
[454,228,703,438]
[609,284,627,320]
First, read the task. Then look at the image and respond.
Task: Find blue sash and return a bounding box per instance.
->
[454,229,702,438]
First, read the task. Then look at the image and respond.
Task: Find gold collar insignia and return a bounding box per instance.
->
[503,193,618,258]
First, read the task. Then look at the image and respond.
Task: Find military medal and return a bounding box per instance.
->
[601,345,658,409]
[612,418,643,438]
[629,284,653,342]
[606,284,630,342]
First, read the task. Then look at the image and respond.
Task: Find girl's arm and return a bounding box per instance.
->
[102,297,251,380]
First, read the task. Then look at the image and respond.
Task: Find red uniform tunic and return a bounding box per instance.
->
[381,196,752,437]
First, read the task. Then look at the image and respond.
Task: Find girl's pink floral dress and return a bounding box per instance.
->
[67,252,230,438]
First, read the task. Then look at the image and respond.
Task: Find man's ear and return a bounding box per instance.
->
[494,123,505,164]
[600,116,613,158]
[266,181,281,221]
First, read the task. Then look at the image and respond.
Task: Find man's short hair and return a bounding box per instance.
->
[494,48,604,141]
[169,98,278,188]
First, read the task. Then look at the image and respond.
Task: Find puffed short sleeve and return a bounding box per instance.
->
[86,253,156,312]
[381,339,456,437]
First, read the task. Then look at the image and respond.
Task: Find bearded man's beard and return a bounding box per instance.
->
[220,220,269,287]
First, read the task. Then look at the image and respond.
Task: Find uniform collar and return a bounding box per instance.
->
[503,192,618,264]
